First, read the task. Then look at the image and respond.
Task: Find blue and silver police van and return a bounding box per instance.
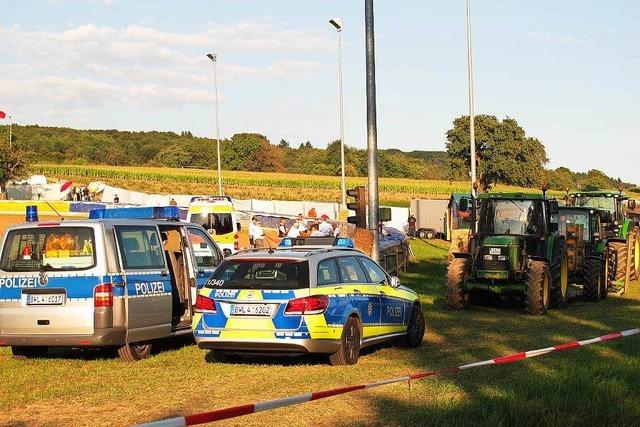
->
[0,206,223,361]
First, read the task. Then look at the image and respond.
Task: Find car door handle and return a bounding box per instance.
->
[197,268,205,275]
[161,270,169,277]
[379,290,386,295]
[353,289,362,294]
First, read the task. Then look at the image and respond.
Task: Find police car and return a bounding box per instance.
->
[192,238,425,365]
[0,206,223,361]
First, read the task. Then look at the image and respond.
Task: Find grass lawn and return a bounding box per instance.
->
[1,239,638,426]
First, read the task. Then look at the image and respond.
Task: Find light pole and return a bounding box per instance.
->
[330,18,347,209]
[365,0,380,261]
[207,52,223,196]
[466,0,477,197]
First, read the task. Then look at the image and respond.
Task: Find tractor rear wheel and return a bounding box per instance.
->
[525,261,551,315]
[550,246,569,308]
[446,258,470,310]
[583,257,602,302]
[608,241,627,283]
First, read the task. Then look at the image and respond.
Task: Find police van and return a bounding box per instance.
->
[187,196,241,256]
[0,206,223,361]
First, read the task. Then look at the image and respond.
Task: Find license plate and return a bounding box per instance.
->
[489,247,501,255]
[26,294,65,306]
[231,304,274,316]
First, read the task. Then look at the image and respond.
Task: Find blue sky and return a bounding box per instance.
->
[1,0,638,183]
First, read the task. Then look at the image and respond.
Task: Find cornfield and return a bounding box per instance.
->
[31,164,562,204]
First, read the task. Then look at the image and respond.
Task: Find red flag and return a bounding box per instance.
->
[0,111,6,119]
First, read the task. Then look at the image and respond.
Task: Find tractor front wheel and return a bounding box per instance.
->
[583,257,602,302]
[525,260,551,315]
[550,250,569,309]
[445,258,470,310]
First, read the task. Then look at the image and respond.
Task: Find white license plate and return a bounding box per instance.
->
[231,304,274,316]
[489,248,501,255]
[26,294,65,306]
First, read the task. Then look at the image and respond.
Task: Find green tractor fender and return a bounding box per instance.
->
[620,219,637,239]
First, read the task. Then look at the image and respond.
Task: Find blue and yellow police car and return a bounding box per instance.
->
[192,239,425,365]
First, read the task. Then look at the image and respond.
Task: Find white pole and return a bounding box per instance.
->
[209,53,223,196]
[337,27,346,209]
[466,0,476,197]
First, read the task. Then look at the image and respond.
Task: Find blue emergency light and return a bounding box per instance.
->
[334,237,355,248]
[26,205,39,222]
[89,206,181,220]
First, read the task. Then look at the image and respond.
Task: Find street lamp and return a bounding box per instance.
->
[329,18,347,209]
[207,52,223,196]
[466,0,477,198]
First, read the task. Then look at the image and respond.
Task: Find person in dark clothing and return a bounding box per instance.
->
[407,213,417,237]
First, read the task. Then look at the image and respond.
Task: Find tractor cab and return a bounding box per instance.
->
[448,192,568,315]
[569,190,635,239]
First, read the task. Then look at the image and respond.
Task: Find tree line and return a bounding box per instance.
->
[0,118,634,192]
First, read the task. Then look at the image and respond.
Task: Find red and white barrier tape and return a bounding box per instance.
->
[139,328,639,427]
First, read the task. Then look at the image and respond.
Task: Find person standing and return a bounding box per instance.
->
[278,217,288,237]
[408,213,417,237]
[287,221,301,238]
[250,217,265,248]
[319,214,334,236]
[297,214,307,233]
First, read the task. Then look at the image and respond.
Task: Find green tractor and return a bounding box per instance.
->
[446,193,569,315]
[569,190,639,291]
[553,206,607,301]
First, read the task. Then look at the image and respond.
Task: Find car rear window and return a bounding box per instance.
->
[1,227,96,272]
[206,258,309,290]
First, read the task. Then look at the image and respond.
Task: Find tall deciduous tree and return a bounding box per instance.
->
[0,147,24,192]
[446,115,548,191]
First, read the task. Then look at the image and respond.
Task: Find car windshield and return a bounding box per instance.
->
[206,259,310,290]
[554,210,591,242]
[479,200,543,235]
[191,212,234,235]
[0,227,96,272]
[573,196,616,213]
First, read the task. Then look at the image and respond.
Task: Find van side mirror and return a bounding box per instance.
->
[390,276,401,288]
[236,222,242,231]
[459,198,470,212]
[548,200,559,215]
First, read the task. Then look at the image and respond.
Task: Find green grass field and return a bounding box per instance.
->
[1,240,638,426]
[31,164,565,207]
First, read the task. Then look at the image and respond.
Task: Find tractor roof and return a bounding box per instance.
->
[559,205,606,215]
[569,190,627,199]
[477,192,547,200]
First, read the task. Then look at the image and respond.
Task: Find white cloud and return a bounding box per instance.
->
[523,31,583,44]
[0,22,331,120]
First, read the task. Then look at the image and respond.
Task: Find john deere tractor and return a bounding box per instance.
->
[569,190,639,291]
[553,206,607,301]
[446,193,569,315]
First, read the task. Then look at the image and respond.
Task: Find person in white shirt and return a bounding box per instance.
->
[249,217,265,248]
[287,221,301,238]
[319,214,334,236]
[309,223,324,236]
[297,214,307,233]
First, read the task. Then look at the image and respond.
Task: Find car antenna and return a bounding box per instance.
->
[45,202,65,221]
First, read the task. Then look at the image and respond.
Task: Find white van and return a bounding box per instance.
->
[0,206,223,361]
[187,196,240,256]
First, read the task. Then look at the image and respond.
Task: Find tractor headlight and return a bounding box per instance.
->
[497,255,507,261]
[484,254,494,261]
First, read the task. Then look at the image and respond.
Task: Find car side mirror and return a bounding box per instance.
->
[548,200,559,215]
[549,222,559,232]
[459,198,470,212]
[236,222,242,231]
[629,199,637,210]
[390,276,401,288]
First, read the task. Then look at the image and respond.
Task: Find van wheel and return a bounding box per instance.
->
[11,346,48,359]
[117,342,152,362]
[329,317,361,366]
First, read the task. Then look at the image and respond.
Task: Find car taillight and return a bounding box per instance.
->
[195,294,216,313]
[284,295,329,315]
[94,283,113,308]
